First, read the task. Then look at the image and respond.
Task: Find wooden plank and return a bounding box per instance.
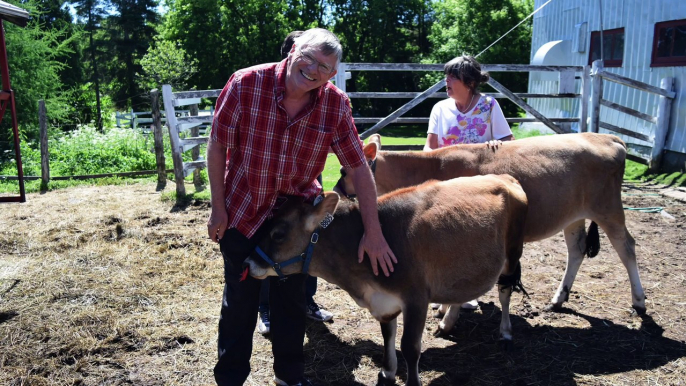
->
[39,99,49,185]
[355,117,429,124]
[487,77,570,134]
[507,118,579,123]
[173,90,222,99]
[599,71,676,99]
[0,169,176,181]
[162,85,186,197]
[347,92,579,99]
[355,117,579,124]
[590,60,603,133]
[558,69,576,133]
[179,136,210,152]
[599,121,651,142]
[359,79,448,139]
[344,63,583,73]
[177,115,213,125]
[151,89,167,189]
[580,65,591,132]
[600,99,657,123]
[183,160,207,178]
[626,153,649,165]
[650,77,675,171]
[173,97,202,107]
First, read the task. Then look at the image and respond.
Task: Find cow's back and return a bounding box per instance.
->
[376,133,626,242]
[377,175,528,303]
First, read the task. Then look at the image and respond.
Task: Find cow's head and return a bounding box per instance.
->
[244,192,341,279]
[333,134,380,200]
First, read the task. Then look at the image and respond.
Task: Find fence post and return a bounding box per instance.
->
[151,89,166,189]
[333,63,347,93]
[559,69,575,133]
[189,103,203,190]
[649,77,675,172]
[580,65,591,132]
[162,84,186,197]
[589,60,604,133]
[39,100,49,186]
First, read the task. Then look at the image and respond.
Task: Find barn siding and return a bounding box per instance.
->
[528,0,686,157]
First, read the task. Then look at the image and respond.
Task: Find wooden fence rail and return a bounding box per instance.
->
[159,61,676,197]
[588,60,675,170]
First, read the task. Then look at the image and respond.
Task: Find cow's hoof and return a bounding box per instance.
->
[376,372,396,386]
[433,327,449,338]
[631,305,647,316]
[543,303,563,312]
[432,310,444,318]
[498,338,514,351]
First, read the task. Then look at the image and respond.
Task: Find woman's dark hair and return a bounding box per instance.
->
[443,56,490,93]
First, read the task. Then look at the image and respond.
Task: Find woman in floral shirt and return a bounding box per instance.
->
[424,55,514,151]
[425,55,514,311]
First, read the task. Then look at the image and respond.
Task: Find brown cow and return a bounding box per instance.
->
[334,132,647,315]
[244,175,528,386]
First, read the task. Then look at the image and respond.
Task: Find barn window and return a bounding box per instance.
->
[651,19,686,67]
[588,28,624,67]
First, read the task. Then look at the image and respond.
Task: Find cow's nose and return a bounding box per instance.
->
[242,260,250,271]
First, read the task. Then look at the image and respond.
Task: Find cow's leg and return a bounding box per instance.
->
[401,304,428,386]
[497,283,513,341]
[596,221,646,314]
[548,219,587,311]
[377,318,398,386]
[435,305,460,335]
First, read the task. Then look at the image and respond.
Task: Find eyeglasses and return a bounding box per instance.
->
[296,48,336,75]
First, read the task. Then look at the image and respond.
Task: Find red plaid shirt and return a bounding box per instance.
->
[210,59,365,238]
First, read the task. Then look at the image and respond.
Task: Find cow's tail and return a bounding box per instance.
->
[585,221,600,258]
[498,262,529,297]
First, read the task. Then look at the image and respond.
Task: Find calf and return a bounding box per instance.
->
[244,175,528,386]
[334,132,647,315]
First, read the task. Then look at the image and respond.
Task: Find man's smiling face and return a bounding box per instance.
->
[286,44,338,95]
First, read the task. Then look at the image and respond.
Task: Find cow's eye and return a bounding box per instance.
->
[271,229,286,243]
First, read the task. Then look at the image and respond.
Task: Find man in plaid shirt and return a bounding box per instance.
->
[206,28,397,386]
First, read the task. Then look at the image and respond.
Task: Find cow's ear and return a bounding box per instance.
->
[363,141,378,162]
[369,134,382,149]
[306,192,339,232]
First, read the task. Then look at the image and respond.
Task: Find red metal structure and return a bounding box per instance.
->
[0,1,29,203]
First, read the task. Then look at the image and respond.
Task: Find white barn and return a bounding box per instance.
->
[527,0,686,172]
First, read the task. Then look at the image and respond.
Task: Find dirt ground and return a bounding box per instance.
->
[1,181,685,386]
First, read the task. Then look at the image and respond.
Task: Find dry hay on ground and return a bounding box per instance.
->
[1,181,685,385]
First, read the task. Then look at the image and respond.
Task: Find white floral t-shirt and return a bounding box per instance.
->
[428,95,512,147]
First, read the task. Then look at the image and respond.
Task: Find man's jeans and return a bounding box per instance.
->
[214,227,308,385]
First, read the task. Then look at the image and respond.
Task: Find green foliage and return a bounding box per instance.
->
[422,0,534,116]
[624,160,686,187]
[106,0,161,110]
[137,36,198,91]
[2,1,77,136]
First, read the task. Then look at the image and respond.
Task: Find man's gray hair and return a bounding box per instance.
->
[294,28,343,68]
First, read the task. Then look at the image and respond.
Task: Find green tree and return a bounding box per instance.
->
[34,0,85,92]
[330,0,433,123]
[107,0,160,110]
[161,0,323,90]
[72,0,107,131]
[1,1,75,143]
[137,35,198,91]
[424,0,534,117]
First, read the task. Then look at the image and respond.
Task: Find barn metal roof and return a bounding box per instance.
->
[0,1,29,27]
